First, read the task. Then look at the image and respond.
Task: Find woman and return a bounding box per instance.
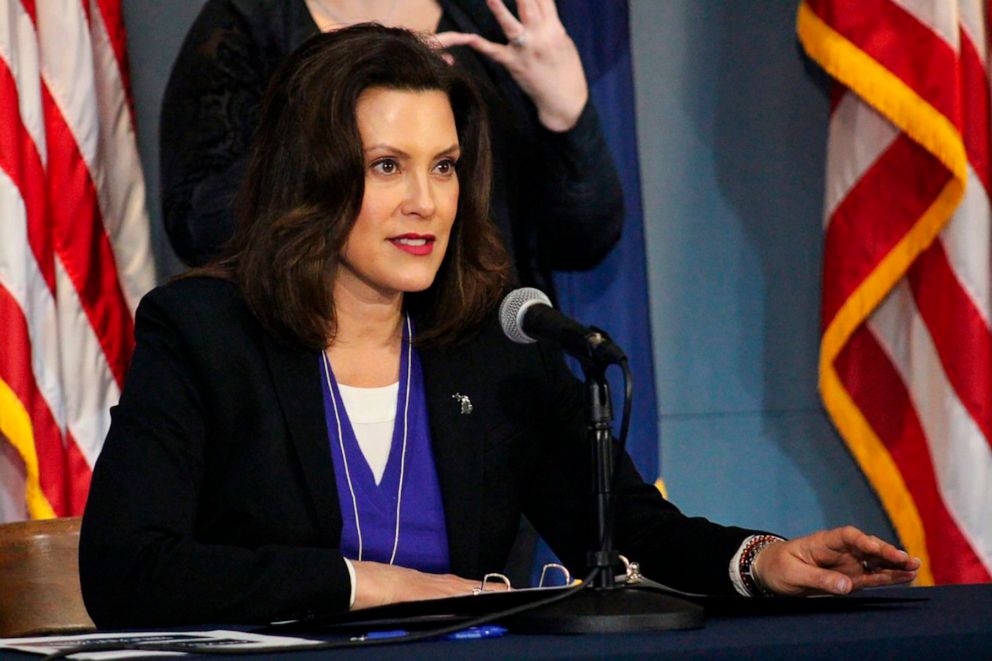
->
[160,0,622,299]
[81,25,918,628]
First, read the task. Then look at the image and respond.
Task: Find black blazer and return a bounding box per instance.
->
[79,278,753,627]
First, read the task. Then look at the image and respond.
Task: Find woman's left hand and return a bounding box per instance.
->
[752,526,921,596]
[434,0,588,132]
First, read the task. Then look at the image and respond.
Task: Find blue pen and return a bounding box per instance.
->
[443,625,508,641]
[351,629,409,641]
[352,625,508,643]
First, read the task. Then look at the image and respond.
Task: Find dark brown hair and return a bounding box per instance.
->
[198,24,509,349]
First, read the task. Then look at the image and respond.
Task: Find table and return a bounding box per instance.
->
[6,584,990,659]
[267,584,992,659]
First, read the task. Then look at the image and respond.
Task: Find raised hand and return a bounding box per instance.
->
[752,526,921,596]
[434,0,588,132]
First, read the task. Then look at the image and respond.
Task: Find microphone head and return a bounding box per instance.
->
[499,287,552,344]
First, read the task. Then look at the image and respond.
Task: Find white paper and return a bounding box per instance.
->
[0,629,320,659]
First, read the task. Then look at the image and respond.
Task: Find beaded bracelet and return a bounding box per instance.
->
[739,534,784,597]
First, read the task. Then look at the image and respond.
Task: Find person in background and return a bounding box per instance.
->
[81,25,920,628]
[160,0,623,300]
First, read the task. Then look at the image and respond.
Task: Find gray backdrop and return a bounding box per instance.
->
[122,0,895,544]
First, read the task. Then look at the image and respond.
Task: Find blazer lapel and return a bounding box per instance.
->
[262,333,341,545]
[420,335,488,579]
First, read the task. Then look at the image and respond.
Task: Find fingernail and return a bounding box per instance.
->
[835,578,849,593]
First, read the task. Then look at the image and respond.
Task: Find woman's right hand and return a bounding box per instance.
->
[350,561,481,610]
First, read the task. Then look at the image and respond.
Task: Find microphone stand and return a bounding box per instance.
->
[509,333,704,633]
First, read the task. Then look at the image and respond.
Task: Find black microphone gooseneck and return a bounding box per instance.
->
[499,288,702,633]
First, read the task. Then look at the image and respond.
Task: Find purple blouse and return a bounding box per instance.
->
[319,325,450,573]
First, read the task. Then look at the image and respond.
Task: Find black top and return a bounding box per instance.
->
[79,278,755,627]
[159,0,624,296]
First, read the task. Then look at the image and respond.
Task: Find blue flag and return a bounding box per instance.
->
[555,0,658,483]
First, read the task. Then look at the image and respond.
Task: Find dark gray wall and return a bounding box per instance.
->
[123,0,206,278]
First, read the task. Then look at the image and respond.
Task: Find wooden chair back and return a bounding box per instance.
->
[0,516,95,637]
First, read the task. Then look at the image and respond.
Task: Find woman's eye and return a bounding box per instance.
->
[434,159,457,175]
[371,159,399,175]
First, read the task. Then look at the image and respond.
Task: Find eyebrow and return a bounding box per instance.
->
[364,144,461,158]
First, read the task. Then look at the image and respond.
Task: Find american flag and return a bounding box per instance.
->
[0,0,154,521]
[799,0,992,584]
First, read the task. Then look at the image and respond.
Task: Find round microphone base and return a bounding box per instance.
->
[504,584,704,634]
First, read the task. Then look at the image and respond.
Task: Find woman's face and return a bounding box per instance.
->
[336,87,460,301]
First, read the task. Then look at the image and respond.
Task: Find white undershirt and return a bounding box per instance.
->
[337,382,398,485]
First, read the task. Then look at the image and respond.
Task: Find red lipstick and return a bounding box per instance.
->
[388,233,436,256]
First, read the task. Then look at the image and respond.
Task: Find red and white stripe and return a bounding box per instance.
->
[806,0,992,584]
[0,0,154,521]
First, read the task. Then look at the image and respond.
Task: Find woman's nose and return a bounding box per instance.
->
[401,173,436,218]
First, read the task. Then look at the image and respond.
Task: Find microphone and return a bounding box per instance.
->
[498,288,626,366]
